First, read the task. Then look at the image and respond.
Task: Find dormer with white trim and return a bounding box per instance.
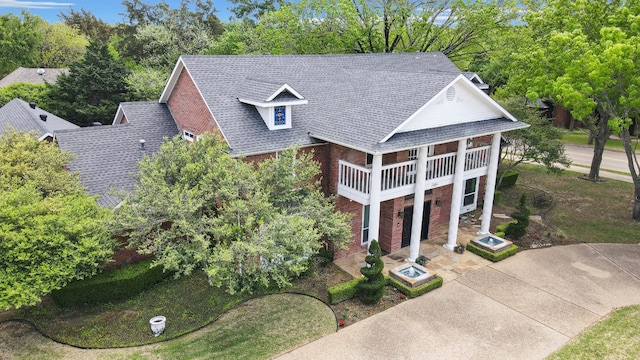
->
[238,78,308,130]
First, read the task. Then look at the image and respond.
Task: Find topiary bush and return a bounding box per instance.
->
[51,258,170,307]
[505,194,530,239]
[357,240,386,304]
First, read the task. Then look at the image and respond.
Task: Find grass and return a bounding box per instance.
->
[561,129,627,151]
[11,272,252,348]
[548,305,640,360]
[501,164,640,244]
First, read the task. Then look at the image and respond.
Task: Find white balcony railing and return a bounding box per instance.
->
[337,146,491,203]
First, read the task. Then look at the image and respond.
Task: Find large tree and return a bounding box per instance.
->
[47,42,131,126]
[110,134,351,294]
[507,0,640,219]
[0,131,114,310]
[59,7,114,44]
[0,12,44,78]
[214,0,517,66]
[35,22,89,68]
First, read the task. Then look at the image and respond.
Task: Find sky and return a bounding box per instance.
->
[0,0,236,24]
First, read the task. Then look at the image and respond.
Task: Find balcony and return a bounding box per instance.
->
[337,146,490,204]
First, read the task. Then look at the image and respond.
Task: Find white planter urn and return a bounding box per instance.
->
[149,316,166,337]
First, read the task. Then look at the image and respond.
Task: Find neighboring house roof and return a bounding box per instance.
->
[0,98,79,140]
[0,67,68,88]
[56,102,179,207]
[160,52,525,156]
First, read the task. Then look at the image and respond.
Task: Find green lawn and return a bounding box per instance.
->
[548,306,640,360]
[507,164,640,244]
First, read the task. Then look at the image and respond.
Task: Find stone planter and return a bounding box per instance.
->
[149,316,166,337]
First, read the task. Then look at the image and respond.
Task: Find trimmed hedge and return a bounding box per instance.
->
[328,278,363,304]
[466,243,519,262]
[498,170,519,188]
[389,275,443,299]
[51,258,170,307]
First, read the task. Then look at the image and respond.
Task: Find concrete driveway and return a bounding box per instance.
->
[277,244,640,360]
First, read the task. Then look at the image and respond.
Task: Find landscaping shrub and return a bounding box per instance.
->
[357,240,385,304]
[317,249,335,266]
[466,243,519,262]
[498,170,519,188]
[328,278,363,304]
[51,258,170,307]
[505,194,530,239]
[389,276,443,298]
[495,220,516,238]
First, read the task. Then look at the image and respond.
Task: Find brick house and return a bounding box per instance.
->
[60,52,528,261]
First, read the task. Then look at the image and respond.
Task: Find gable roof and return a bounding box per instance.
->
[56,102,178,207]
[0,67,68,88]
[161,52,526,155]
[0,98,78,140]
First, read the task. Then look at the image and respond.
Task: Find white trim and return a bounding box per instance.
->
[380,74,518,143]
[266,84,305,101]
[182,130,196,141]
[112,105,125,125]
[238,98,308,107]
[361,204,370,245]
[158,57,231,146]
[38,132,53,141]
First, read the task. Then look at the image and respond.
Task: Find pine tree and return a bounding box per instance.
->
[358,240,385,304]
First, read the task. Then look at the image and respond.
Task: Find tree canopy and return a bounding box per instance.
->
[0,12,44,77]
[47,41,132,126]
[110,134,351,294]
[506,0,640,219]
[0,131,114,310]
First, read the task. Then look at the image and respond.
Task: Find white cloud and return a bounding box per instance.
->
[0,0,74,9]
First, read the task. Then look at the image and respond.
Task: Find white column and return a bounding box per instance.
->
[408,146,430,261]
[368,154,383,245]
[446,139,467,251]
[480,132,502,234]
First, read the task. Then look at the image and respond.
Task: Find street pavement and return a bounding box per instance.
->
[276,244,640,360]
[563,143,632,183]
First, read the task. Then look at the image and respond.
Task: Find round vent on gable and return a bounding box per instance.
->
[446,86,456,101]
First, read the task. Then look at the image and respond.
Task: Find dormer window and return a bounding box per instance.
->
[274,106,286,126]
[238,78,307,131]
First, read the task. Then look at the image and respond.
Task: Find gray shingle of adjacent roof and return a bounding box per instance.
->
[0,98,78,138]
[238,78,286,102]
[179,52,473,155]
[56,102,178,207]
[0,67,68,88]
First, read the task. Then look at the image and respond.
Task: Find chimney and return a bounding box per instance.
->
[29,102,36,109]
[39,114,47,122]
[139,139,146,151]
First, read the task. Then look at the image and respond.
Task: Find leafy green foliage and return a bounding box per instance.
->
[111,134,351,295]
[0,83,52,109]
[466,243,518,262]
[497,96,571,187]
[389,275,443,299]
[0,131,114,310]
[328,278,363,304]
[357,240,385,304]
[35,22,89,68]
[505,194,530,239]
[59,7,114,44]
[0,12,44,78]
[47,42,131,126]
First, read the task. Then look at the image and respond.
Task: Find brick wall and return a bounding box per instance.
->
[166,67,223,138]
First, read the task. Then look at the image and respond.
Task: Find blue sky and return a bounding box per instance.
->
[0,0,236,24]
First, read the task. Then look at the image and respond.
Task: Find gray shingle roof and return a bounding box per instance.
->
[0,67,68,88]
[0,98,78,139]
[177,52,485,155]
[56,102,178,207]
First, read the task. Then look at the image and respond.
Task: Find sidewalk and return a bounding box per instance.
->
[277,243,640,360]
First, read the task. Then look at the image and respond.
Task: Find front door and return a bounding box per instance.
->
[461,177,479,214]
[401,201,431,248]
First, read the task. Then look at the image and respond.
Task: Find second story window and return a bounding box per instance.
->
[183,130,195,142]
[274,106,286,126]
[408,148,418,160]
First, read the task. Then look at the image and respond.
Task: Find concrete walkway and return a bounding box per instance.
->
[277,243,640,360]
